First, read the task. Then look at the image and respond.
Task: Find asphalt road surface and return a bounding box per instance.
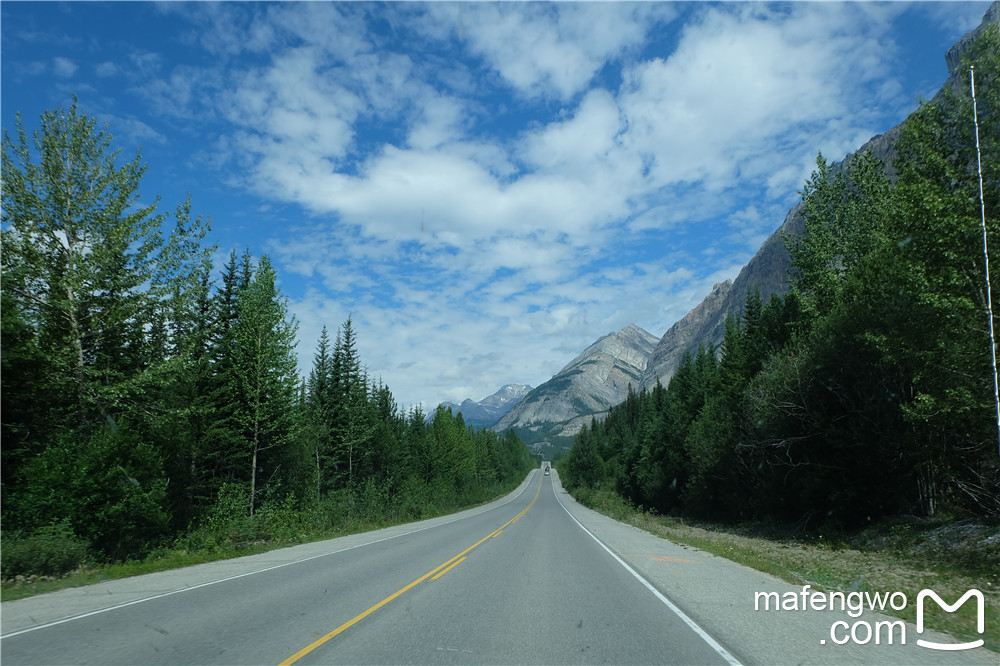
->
[1,470,735,665]
[5,469,996,665]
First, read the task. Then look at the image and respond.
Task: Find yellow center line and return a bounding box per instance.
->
[429,556,466,581]
[278,474,543,666]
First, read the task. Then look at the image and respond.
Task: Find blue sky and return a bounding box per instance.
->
[1,1,993,411]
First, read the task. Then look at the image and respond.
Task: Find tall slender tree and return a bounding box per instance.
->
[1,100,165,434]
[231,255,299,516]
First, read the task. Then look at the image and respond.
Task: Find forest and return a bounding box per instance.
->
[562,27,1000,530]
[0,103,535,579]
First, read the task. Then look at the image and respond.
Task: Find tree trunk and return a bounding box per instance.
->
[249,444,258,518]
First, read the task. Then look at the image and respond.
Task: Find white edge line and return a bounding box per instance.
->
[1,470,538,640]
[551,474,744,666]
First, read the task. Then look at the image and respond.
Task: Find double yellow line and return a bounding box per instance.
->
[279,474,543,665]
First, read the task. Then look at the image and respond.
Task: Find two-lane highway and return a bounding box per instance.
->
[1,470,736,665]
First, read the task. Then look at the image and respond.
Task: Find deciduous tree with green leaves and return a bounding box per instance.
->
[230,255,299,517]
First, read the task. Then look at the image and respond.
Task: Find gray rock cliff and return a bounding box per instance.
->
[494,324,658,445]
[641,2,997,391]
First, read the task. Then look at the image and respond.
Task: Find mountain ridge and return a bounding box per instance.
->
[642,1,999,391]
[492,324,658,453]
[433,383,533,429]
[452,3,1000,453]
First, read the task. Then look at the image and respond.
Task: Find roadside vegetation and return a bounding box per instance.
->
[1,101,535,595]
[560,27,1000,652]
[0,478,526,602]
[562,27,999,541]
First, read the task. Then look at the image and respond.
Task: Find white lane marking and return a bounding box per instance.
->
[551,473,743,666]
[1,470,538,639]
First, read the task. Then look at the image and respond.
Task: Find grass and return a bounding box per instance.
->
[571,485,1000,653]
[2,530,335,603]
[1,483,524,603]
[0,546,255,602]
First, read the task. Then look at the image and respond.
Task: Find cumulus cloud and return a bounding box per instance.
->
[619,3,901,196]
[120,1,936,407]
[429,2,675,101]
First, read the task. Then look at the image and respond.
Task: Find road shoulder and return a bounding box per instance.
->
[549,470,997,666]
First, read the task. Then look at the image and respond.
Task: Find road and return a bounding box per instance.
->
[4,469,997,665]
[1,469,735,665]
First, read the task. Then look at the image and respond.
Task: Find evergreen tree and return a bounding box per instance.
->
[303,325,335,499]
[201,250,252,491]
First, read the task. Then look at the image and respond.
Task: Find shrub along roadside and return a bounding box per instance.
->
[567,484,1000,653]
[1,522,90,580]
[0,478,526,602]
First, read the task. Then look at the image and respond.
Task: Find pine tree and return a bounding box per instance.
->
[304,325,336,498]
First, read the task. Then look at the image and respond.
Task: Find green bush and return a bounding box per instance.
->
[2,522,89,578]
[255,492,305,542]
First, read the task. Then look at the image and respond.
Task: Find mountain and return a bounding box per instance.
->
[493,324,659,453]
[642,2,999,391]
[640,278,736,391]
[434,384,533,428]
[491,3,999,453]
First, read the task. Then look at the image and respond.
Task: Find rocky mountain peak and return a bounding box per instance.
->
[639,2,999,394]
[479,384,533,410]
[432,383,533,428]
[640,279,734,390]
[493,324,658,452]
[487,3,1000,455]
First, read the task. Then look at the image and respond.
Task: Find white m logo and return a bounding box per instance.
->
[915,589,985,651]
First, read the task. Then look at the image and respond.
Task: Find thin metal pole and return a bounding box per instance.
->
[970,65,1000,457]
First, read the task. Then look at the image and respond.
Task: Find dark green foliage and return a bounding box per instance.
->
[1,522,89,579]
[564,420,605,490]
[1,102,535,578]
[10,426,170,561]
[563,27,1000,528]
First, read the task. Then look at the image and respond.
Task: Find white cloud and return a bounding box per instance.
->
[52,56,77,78]
[517,88,631,179]
[618,3,897,195]
[438,3,675,100]
[407,95,468,151]
[95,61,119,77]
[22,61,47,77]
[125,2,934,409]
[920,0,994,36]
[95,114,167,146]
